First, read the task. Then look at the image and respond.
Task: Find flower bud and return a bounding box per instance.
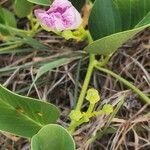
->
[86,88,100,104]
[101,104,113,115]
[34,0,82,31]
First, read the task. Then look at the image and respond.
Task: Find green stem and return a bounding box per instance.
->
[68,54,95,132]
[95,66,150,105]
[98,54,112,66]
[75,54,96,112]
[68,119,85,134]
[68,54,112,132]
[93,110,103,116]
[86,103,95,114]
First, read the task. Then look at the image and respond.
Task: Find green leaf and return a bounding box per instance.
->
[89,0,122,40]
[31,124,75,150]
[0,84,60,138]
[69,0,86,11]
[26,0,52,6]
[85,24,150,55]
[89,0,150,40]
[14,0,33,18]
[0,7,16,35]
[86,0,150,55]
[135,12,150,28]
[0,8,16,28]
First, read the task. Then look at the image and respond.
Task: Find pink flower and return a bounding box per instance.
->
[34,0,82,31]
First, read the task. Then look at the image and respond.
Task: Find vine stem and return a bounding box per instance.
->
[75,54,96,112]
[68,56,150,133]
[95,65,150,105]
[68,54,95,132]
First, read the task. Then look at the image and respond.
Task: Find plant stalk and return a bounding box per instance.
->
[75,54,96,112]
[68,54,95,132]
[95,65,150,105]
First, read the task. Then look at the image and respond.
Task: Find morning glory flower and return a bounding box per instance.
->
[34,0,82,31]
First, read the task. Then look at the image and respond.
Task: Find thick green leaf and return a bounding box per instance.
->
[31,124,75,150]
[0,84,60,138]
[26,0,52,6]
[14,0,33,18]
[115,0,150,30]
[0,7,16,35]
[0,8,16,28]
[85,24,150,55]
[135,12,150,27]
[11,0,15,3]
[69,0,86,11]
[89,0,150,40]
[86,0,150,55]
[89,0,122,40]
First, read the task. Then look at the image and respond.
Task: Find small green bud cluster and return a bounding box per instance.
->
[69,88,113,129]
[86,88,100,104]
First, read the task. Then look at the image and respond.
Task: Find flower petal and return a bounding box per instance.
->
[34,0,82,31]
